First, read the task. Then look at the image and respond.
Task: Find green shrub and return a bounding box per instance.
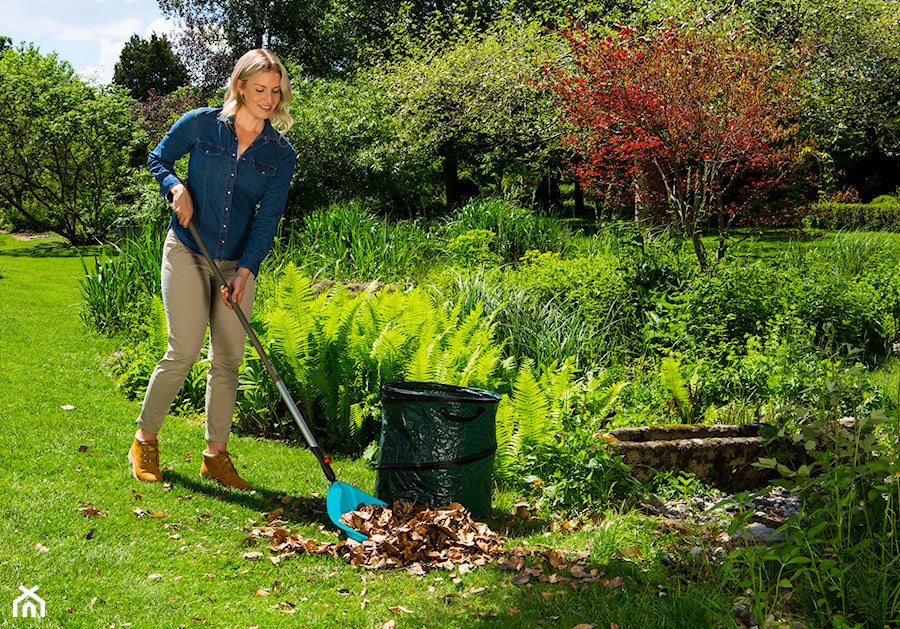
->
[273,201,439,282]
[722,362,900,628]
[441,197,573,264]
[284,75,437,214]
[808,202,900,231]
[516,249,634,329]
[445,229,502,267]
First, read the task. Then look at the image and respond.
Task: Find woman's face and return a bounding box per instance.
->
[238,71,282,125]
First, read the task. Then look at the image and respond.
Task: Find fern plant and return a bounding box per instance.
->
[251,263,505,452]
[660,356,707,423]
[494,358,628,483]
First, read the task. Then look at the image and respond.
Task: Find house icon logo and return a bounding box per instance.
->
[13,585,45,618]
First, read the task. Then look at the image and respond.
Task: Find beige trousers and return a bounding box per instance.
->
[136,230,256,443]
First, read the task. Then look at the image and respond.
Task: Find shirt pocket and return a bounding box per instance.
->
[193,139,224,176]
[240,158,278,198]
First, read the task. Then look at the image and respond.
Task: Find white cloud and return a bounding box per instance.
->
[81,17,178,84]
[0,0,174,84]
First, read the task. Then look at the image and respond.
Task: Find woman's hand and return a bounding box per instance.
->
[221,267,253,309]
[169,183,194,227]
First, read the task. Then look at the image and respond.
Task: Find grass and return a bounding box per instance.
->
[0,233,737,628]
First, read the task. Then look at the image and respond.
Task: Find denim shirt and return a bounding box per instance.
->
[147,107,296,276]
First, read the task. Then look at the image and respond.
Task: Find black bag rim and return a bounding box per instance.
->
[381,381,501,405]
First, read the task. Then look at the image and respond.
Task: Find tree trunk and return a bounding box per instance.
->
[691,229,708,270]
[715,208,727,263]
[443,155,461,212]
[573,175,585,218]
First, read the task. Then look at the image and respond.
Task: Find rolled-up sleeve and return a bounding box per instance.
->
[237,143,297,276]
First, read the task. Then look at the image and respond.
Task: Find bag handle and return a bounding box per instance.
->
[439,406,485,423]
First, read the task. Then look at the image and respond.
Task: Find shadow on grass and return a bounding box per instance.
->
[0,238,101,258]
[164,470,333,531]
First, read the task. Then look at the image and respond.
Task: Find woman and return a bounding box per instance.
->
[129,49,296,489]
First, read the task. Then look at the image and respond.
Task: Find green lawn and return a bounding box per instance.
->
[0,234,735,629]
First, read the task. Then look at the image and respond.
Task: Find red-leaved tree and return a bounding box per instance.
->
[546,24,811,267]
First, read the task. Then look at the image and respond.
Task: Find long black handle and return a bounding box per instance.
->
[186,221,337,483]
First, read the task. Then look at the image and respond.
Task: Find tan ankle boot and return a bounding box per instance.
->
[200,451,250,490]
[128,438,163,482]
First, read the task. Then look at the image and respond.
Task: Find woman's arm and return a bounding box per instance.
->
[147,109,199,202]
[236,144,297,276]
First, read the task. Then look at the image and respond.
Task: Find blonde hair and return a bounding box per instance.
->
[222,49,293,135]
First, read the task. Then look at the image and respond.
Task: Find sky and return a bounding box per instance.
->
[0,0,177,84]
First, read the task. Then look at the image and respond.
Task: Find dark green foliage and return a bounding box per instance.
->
[113,33,188,101]
[0,45,146,245]
[284,76,434,214]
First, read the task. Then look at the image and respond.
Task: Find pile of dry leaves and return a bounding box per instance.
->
[252,501,504,574]
[249,499,626,597]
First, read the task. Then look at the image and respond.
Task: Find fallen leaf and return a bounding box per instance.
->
[379,621,396,629]
[148,573,163,580]
[243,551,264,560]
[515,503,532,520]
[62,405,75,411]
[389,606,414,614]
[34,543,49,553]
[77,444,88,452]
[573,625,594,629]
[546,549,565,569]
[254,589,269,597]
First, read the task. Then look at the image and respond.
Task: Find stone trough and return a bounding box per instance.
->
[602,423,794,491]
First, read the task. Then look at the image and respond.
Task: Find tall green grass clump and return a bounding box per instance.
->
[78,225,164,337]
[273,201,439,281]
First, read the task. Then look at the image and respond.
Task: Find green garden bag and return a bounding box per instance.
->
[375,382,501,518]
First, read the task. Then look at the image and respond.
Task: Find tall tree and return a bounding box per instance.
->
[546,24,809,267]
[0,45,144,245]
[113,33,188,100]
[625,0,900,199]
[157,0,347,77]
[377,19,565,212]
